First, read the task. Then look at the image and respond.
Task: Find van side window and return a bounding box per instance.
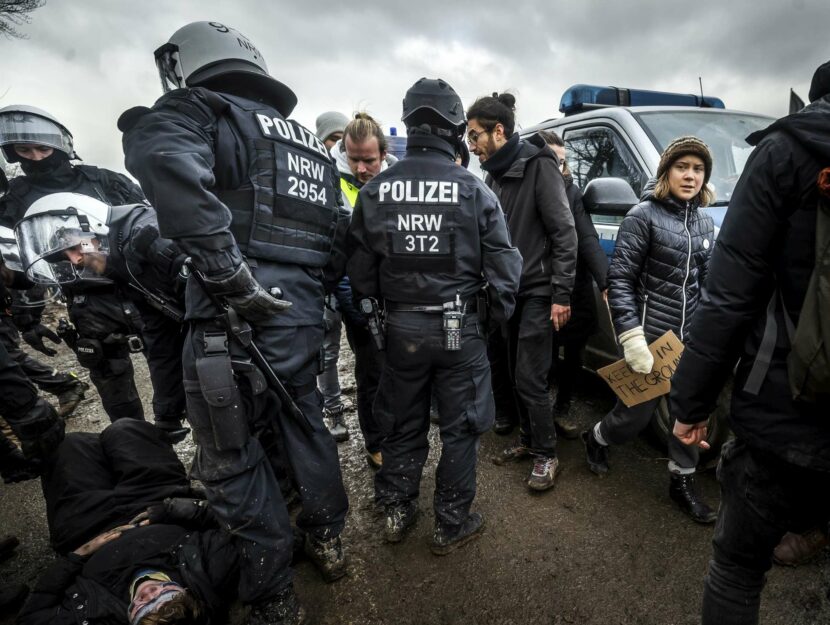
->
[563,126,646,198]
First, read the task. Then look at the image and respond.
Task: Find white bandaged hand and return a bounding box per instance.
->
[618,326,654,374]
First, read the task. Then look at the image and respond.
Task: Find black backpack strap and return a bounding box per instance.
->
[744,289,795,395]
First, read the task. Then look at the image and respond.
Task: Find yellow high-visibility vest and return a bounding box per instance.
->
[340,177,359,209]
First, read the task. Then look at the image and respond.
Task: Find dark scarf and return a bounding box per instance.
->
[480,133,522,181]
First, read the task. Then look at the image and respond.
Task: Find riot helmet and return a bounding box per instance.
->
[16,192,112,284]
[402,78,466,142]
[154,21,298,116]
[0,105,77,163]
[0,226,23,272]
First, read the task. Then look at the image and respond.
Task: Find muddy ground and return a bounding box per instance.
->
[1,307,828,625]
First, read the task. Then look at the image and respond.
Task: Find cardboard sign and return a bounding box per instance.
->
[597,330,685,407]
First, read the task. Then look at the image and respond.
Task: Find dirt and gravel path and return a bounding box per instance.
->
[1,313,828,625]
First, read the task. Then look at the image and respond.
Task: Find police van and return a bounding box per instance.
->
[521,85,775,459]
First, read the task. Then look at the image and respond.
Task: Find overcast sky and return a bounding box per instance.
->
[0,0,827,174]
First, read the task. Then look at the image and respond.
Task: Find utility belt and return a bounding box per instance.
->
[75,332,144,368]
[386,294,476,351]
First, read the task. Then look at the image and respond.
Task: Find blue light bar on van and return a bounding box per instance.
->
[559,84,725,115]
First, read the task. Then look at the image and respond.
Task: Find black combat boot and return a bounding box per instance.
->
[324,405,349,443]
[384,501,419,543]
[431,512,485,556]
[304,533,347,582]
[493,412,515,435]
[669,473,717,524]
[154,418,191,444]
[248,587,305,625]
[581,429,609,475]
[57,379,89,418]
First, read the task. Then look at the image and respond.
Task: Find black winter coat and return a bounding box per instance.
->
[671,96,830,471]
[484,136,577,303]
[556,177,608,344]
[607,190,713,342]
[17,522,239,625]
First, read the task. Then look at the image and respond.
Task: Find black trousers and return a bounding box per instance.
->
[374,311,493,529]
[136,303,186,425]
[41,418,190,554]
[490,295,557,456]
[701,438,830,625]
[0,319,78,396]
[183,321,348,604]
[342,318,385,453]
[69,293,144,422]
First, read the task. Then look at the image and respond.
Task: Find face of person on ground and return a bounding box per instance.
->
[466,119,506,164]
[64,238,106,274]
[345,135,385,184]
[323,131,343,151]
[14,144,54,161]
[667,154,706,202]
[128,580,185,622]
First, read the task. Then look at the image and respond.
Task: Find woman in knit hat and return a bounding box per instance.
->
[581,135,718,524]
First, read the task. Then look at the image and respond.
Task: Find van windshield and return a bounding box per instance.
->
[635,111,773,205]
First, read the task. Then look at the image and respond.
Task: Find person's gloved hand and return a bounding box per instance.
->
[618,326,654,374]
[129,224,160,256]
[203,263,292,324]
[21,324,62,357]
[0,447,42,484]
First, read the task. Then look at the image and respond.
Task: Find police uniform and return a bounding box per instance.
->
[347,131,521,532]
[0,166,149,422]
[120,86,350,603]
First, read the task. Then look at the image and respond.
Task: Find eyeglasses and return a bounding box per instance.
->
[466,128,489,145]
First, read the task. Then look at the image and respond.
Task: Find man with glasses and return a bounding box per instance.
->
[467,93,577,492]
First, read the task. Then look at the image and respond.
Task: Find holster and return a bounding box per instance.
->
[75,338,104,368]
[195,331,249,451]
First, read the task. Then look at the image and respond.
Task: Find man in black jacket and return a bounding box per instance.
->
[347,78,521,551]
[16,192,190,441]
[467,93,577,491]
[671,62,830,624]
[120,21,350,624]
[0,104,149,423]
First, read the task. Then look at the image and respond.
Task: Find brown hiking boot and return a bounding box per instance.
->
[492,441,531,466]
[365,449,382,470]
[57,380,89,418]
[774,528,830,566]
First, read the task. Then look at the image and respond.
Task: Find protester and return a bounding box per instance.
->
[315,111,348,151]
[671,61,830,624]
[468,92,577,491]
[533,130,608,439]
[582,136,717,524]
[325,113,395,464]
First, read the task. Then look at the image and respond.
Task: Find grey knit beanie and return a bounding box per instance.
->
[656,136,713,184]
[315,111,349,142]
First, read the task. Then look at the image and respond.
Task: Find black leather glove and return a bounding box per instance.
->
[21,323,62,357]
[0,446,43,483]
[203,263,292,324]
[129,224,160,256]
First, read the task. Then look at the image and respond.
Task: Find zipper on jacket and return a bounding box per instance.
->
[641,293,649,326]
[679,202,692,341]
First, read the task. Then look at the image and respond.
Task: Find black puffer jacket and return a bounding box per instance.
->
[607,187,714,342]
[672,96,830,471]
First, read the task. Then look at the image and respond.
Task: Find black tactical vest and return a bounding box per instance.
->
[212,93,337,268]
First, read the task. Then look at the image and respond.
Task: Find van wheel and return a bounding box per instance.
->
[647,382,732,469]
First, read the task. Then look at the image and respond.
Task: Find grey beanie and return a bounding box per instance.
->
[315,111,349,142]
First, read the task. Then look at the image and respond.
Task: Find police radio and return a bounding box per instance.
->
[442,292,465,352]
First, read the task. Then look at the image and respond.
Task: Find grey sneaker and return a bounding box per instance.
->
[527,456,561,491]
[431,512,485,556]
[304,534,347,582]
[492,441,531,466]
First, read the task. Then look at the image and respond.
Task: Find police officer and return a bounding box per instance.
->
[16,192,190,442]
[347,78,521,552]
[0,105,149,423]
[119,21,350,624]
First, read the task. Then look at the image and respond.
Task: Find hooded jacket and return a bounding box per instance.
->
[607,184,714,342]
[483,135,576,303]
[330,139,398,210]
[671,96,830,471]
